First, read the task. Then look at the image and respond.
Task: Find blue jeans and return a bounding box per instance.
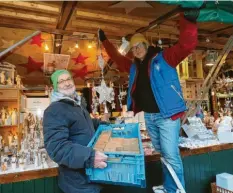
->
[144,113,185,193]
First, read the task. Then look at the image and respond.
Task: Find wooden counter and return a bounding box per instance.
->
[146,143,233,162]
[0,143,233,185]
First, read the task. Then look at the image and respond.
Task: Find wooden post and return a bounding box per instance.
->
[195,50,204,79]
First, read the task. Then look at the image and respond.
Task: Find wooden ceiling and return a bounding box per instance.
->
[0,1,232,87]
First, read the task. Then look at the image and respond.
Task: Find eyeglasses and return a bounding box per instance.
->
[57,77,73,85]
[131,43,144,53]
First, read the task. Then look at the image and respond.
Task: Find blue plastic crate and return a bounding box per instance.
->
[86,123,146,188]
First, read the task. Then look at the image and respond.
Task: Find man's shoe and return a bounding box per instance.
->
[152,185,167,193]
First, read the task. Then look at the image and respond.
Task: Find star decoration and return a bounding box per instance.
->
[1,39,15,48]
[72,54,89,65]
[19,56,43,74]
[30,33,44,47]
[71,66,88,79]
[109,2,153,14]
[111,102,116,109]
[94,79,113,104]
[67,47,76,54]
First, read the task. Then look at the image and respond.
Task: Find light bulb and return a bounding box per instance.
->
[75,43,79,48]
[88,44,92,49]
[45,44,49,51]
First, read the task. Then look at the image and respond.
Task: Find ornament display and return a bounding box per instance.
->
[0,107,18,126]
[0,112,57,174]
[0,62,16,87]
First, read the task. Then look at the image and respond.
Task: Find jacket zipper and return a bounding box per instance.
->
[171,85,184,100]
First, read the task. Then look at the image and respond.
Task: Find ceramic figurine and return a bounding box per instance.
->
[1,107,6,123]
[11,156,16,170]
[6,77,12,86]
[18,158,24,170]
[15,75,21,87]
[0,71,6,85]
[11,109,17,125]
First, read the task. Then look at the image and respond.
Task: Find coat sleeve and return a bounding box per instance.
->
[163,13,198,68]
[43,110,95,169]
[102,39,132,73]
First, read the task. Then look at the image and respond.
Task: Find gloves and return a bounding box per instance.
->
[183,9,200,23]
[98,29,107,42]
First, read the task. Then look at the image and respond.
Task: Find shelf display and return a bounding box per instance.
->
[0,112,57,174]
[0,62,16,88]
[0,107,18,126]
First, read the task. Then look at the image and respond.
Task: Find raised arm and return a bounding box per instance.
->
[163,12,198,68]
[99,29,132,73]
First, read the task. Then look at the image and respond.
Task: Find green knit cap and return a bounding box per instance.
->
[51,70,72,91]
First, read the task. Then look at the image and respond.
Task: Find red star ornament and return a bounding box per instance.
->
[30,33,44,47]
[19,56,43,74]
[72,54,88,65]
[71,66,88,79]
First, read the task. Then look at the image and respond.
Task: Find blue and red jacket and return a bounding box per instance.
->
[102,14,198,120]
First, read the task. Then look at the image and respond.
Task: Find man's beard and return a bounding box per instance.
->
[58,85,76,97]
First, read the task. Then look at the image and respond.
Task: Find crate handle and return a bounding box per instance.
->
[107,157,122,163]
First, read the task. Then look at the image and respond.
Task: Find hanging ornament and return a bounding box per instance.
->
[30,33,44,47]
[118,85,127,108]
[98,54,105,70]
[94,79,114,104]
[19,56,43,74]
[72,53,89,65]
[111,102,116,109]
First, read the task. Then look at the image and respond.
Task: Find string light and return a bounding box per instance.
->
[75,42,79,48]
[44,43,49,51]
[88,43,92,49]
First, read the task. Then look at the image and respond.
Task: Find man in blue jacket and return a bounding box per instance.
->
[43,70,108,193]
[99,9,199,193]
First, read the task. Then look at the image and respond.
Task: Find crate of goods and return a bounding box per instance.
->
[86,123,146,188]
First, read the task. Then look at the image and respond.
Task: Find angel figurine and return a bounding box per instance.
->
[0,71,6,85]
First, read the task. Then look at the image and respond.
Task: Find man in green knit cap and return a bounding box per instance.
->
[43,70,108,193]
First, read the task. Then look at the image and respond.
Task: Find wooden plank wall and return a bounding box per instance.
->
[0,149,233,193]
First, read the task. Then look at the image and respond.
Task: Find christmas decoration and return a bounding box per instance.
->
[30,33,44,47]
[72,53,89,65]
[71,66,88,79]
[118,85,127,108]
[19,56,43,74]
[67,47,76,54]
[0,39,14,48]
[94,79,114,104]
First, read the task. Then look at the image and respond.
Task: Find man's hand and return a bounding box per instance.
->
[94,151,108,169]
[98,29,107,42]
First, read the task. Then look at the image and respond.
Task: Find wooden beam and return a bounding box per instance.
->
[0,7,57,23]
[76,8,150,27]
[134,7,181,34]
[0,17,71,35]
[54,1,78,54]
[72,19,136,35]
[211,25,233,35]
[0,1,60,14]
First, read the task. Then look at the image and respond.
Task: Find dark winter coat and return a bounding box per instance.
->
[43,97,102,193]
